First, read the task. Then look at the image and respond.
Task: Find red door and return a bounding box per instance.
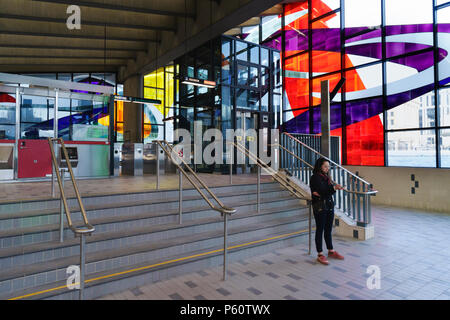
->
[18,140,52,178]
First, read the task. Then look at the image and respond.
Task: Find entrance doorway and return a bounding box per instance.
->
[235,111,258,174]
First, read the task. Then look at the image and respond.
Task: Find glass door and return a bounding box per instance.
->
[236,110,258,174]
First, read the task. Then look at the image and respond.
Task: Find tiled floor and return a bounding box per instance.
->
[98,205,450,300]
[0,173,273,203]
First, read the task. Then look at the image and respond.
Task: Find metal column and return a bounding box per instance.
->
[59,168,65,243]
[79,234,86,300]
[14,87,20,181]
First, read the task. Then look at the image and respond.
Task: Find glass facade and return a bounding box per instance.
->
[142,65,177,143]
[0,73,116,142]
[249,0,450,168]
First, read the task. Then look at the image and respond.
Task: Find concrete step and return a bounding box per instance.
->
[0,214,312,299]
[0,189,299,248]
[0,183,284,231]
[0,182,281,215]
[0,199,307,269]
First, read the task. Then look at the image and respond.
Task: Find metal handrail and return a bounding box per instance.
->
[281,132,378,226]
[48,138,95,234]
[48,138,94,300]
[228,140,314,254]
[275,143,378,197]
[229,141,311,201]
[276,144,314,169]
[155,140,236,281]
[283,132,372,186]
[156,140,236,215]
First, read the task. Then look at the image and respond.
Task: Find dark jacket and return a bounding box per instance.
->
[310,172,336,212]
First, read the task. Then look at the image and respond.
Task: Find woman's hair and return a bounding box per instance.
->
[313,157,330,175]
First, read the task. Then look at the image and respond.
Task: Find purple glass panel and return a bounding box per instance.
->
[311,28,341,52]
[386,24,433,36]
[284,29,309,52]
[437,24,450,33]
[346,44,382,60]
[345,28,381,44]
[346,98,383,126]
[388,50,436,71]
[282,112,310,134]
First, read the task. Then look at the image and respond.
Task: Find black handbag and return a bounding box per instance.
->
[312,198,334,212]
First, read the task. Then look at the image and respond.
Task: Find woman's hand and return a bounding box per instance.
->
[333,184,344,190]
[312,191,320,197]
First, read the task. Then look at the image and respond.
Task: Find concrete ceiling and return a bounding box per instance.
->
[0,0,285,83]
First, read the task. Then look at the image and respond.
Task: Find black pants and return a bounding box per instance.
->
[313,209,334,253]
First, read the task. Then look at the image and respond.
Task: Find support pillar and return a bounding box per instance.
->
[320,80,331,158]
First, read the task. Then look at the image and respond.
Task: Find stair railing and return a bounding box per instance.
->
[228,140,314,254]
[155,140,236,281]
[281,132,377,226]
[47,138,95,300]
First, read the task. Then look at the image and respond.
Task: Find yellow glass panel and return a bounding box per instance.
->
[144,87,156,100]
[116,101,124,122]
[144,67,164,89]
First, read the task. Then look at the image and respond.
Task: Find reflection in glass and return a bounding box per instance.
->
[0,93,16,125]
[387,129,436,167]
[250,67,259,87]
[236,41,248,61]
[250,45,259,64]
[237,64,249,86]
[439,87,450,127]
[387,92,435,130]
[440,129,450,168]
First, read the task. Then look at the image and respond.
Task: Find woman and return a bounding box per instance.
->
[310,157,344,265]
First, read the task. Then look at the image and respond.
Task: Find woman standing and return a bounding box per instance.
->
[310,157,344,265]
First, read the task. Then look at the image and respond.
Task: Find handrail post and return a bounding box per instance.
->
[51,140,57,198]
[179,168,182,224]
[79,233,86,300]
[156,143,160,190]
[223,213,228,281]
[59,168,65,243]
[257,165,261,213]
[308,200,312,255]
[229,145,233,185]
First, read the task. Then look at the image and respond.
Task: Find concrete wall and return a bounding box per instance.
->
[344,165,450,214]
[123,75,142,143]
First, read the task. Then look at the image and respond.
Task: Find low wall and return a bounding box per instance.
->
[344,165,450,214]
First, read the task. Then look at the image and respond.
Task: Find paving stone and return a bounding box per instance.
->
[247,287,262,295]
[216,287,231,296]
[130,287,144,296]
[168,293,184,300]
[283,284,299,293]
[287,273,302,280]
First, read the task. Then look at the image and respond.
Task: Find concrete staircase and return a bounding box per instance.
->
[0,181,312,300]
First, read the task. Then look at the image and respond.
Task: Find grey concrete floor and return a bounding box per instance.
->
[97,205,450,300]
